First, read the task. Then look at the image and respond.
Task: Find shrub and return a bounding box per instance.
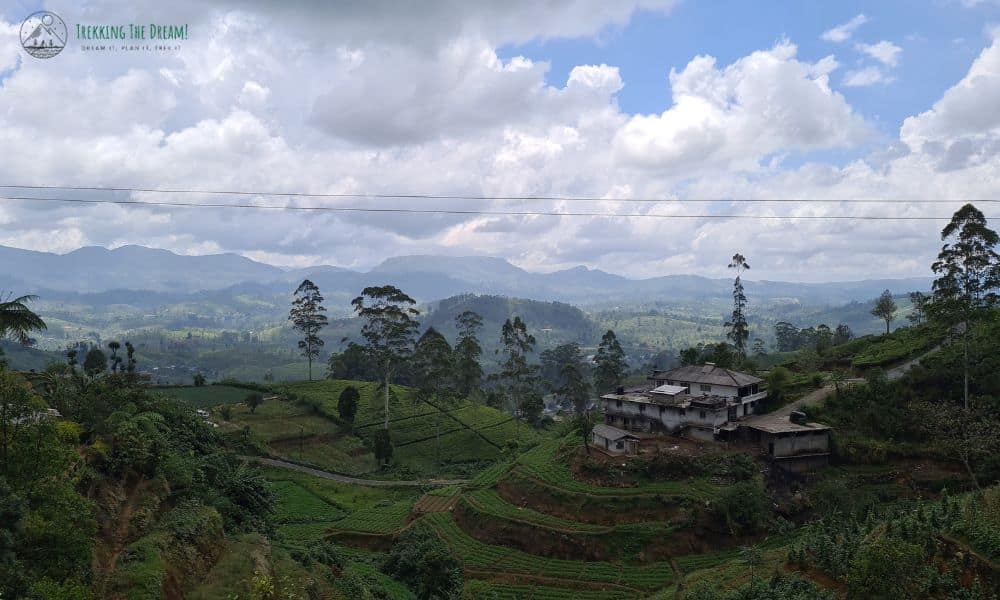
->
[382,527,462,600]
[714,481,768,535]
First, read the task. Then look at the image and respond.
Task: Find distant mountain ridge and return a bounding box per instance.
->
[0,244,933,306]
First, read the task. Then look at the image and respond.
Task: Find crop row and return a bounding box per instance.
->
[270,480,346,524]
[462,580,636,599]
[514,439,717,499]
[462,489,609,533]
[466,458,516,489]
[423,513,673,590]
[332,500,414,533]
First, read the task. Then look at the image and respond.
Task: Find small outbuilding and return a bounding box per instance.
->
[591,423,640,456]
[740,413,831,472]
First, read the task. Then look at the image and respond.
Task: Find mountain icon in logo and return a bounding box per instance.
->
[20,11,67,59]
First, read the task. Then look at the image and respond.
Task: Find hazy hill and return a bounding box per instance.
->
[2,244,934,307]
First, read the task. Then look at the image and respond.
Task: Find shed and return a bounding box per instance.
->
[591,424,640,455]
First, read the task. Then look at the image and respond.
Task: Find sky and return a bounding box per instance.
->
[1,0,999,282]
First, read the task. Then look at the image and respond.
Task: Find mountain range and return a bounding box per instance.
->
[0,244,933,307]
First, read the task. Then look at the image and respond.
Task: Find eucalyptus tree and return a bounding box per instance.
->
[496,317,541,429]
[352,285,420,430]
[593,329,627,394]
[412,327,459,465]
[289,279,329,381]
[929,203,1000,409]
[453,310,484,397]
[725,253,751,359]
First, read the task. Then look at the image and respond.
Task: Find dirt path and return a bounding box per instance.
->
[761,343,944,419]
[243,456,466,487]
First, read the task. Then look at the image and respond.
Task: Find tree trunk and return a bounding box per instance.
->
[885,320,890,335]
[961,454,980,491]
[963,324,969,410]
[384,366,391,430]
[307,356,313,381]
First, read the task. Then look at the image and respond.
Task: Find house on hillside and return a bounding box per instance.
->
[740,411,831,472]
[590,424,640,455]
[598,363,766,441]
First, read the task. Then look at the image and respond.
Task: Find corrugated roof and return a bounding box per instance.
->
[592,423,638,441]
[650,384,688,396]
[651,364,762,387]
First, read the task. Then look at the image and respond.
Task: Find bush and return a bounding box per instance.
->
[381,527,462,599]
[714,481,768,535]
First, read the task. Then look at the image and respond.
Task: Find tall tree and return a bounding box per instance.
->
[593,330,627,394]
[870,289,898,334]
[558,362,591,417]
[412,327,458,465]
[107,341,122,374]
[289,279,329,381]
[907,291,929,325]
[453,311,484,397]
[496,317,541,429]
[725,253,751,359]
[0,294,46,345]
[83,348,107,377]
[539,342,585,394]
[929,203,1000,409]
[352,286,420,430]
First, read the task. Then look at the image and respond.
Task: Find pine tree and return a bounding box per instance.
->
[288,279,328,381]
[496,317,541,430]
[725,253,751,359]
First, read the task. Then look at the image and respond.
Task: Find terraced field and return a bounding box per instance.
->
[423,513,675,592]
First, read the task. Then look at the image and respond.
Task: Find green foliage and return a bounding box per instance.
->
[245,392,264,414]
[714,480,768,535]
[338,386,360,424]
[685,574,835,600]
[82,347,107,376]
[288,279,329,381]
[593,329,627,394]
[382,526,463,600]
[373,428,393,467]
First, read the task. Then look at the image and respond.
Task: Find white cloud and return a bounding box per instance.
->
[0,5,998,282]
[856,40,902,67]
[821,14,868,43]
[843,66,891,87]
[613,43,867,173]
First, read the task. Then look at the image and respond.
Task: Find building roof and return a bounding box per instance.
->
[741,414,831,434]
[650,363,762,387]
[592,423,639,441]
[650,384,688,396]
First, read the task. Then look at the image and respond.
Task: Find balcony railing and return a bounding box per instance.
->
[739,391,768,403]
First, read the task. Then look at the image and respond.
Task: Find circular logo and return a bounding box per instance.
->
[20,11,67,59]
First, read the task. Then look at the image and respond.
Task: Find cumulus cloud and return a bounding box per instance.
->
[843,66,891,87]
[856,40,902,67]
[613,43,866,173]
[0,3,998,281]
[821,14,868,43]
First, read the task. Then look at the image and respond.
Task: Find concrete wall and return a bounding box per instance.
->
[601,398,728,432]
[768,430,830,457]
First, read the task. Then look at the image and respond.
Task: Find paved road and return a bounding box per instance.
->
[242,456,467,487]
[758,343,943,419]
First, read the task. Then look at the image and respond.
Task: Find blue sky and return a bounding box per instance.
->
[504,1,991,141]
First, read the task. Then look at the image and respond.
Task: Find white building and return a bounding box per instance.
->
[590,424,640,455]
[598,363,767,441]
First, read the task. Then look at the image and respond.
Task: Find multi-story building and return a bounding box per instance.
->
[598,363,767,441]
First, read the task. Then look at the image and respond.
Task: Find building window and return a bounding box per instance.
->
[700,384,712,392]
[659,406,664,415]
[699,410,706,419]
[679,408,686,416]
[639,404,645,413]
[616,399,622,408]
[616,441,624,450]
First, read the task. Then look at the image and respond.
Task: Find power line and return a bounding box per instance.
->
[0,194,975,220]
[0,183,996,204]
